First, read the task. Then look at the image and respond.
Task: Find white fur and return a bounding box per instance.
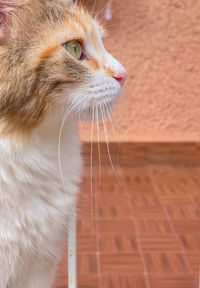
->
[0,113,82,288]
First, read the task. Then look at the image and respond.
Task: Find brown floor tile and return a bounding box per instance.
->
[149,167,191,202]
[99,234,139,252]
[54,148,200,288]
[77,219,97,236]
[77,235,97,252]
[192,195,200,208]
[144,252,191,273]
[158,195,194,205]
[186,253,200,273]
[101,274,147,288]
[124,167,155,194]
[139,235,181,251]
[78,253,98,275]
[194,273,200,288]
[97,192,130,206]
[172,220,200,234]
[53,275,67,288]
[54,273,99,288]
[96,182,124,196]
[98,204,132,219]
[131,194,161,207]
[177,168,200,196]
[99,219,135,234]
[154,185,189,203]
[100,253,144,274]
[166,205,200,220]
[77,200,98,220]
[136,219,173,235]
[117,144,148,166]
[132,207,167,219]
[148,274,196,288]
[179,234,200,251]
[78,275,99,288]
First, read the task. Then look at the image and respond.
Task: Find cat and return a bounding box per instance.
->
[0,0,126,287]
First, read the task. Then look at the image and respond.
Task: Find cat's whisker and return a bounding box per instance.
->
[90,104,95,228]
[78,109,81,127]
[100,103,126,193]
[107,101,113,116]
[58,97,85,191]
[58,89,88,191]
[96,104,101,199]
[105,102,115,135]
[58,104,75,188]
[57,101,84,219]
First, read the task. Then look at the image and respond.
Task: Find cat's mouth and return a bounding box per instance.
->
[88,81,122,101]
[85,88,122,109]
[100,89,122,104]
[75,86,122,122]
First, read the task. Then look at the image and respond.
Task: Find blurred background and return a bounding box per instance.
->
[54,0,200,287]
[80,0,200,142]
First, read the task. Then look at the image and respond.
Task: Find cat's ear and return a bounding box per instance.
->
[0,0,26,39]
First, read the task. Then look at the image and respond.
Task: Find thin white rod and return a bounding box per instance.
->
[68,211,77,288]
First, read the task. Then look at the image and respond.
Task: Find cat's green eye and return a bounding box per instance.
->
[64,40,83,60]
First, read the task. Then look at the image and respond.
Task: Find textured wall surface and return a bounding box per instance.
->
[80,0,200,142]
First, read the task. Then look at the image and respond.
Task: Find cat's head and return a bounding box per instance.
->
[0,0,126,137]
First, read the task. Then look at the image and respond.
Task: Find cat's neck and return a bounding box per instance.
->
[0,114,80,157]
[37,113,78,150]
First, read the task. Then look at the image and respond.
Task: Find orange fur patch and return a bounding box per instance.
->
[89,58,100,70]
[63,18,80,34]
[39,45,60,66]
[73,14,87,33]
[104,66,114,77]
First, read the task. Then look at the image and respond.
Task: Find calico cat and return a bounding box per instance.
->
[0,0,126,287]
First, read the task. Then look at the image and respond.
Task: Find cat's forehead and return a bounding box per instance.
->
[38,1,104,47]
[51,4,105,55]
[62,5,104,39]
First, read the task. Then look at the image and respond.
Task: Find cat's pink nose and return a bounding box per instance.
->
[113,70,126,87]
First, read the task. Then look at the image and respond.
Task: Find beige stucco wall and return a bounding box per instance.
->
[79,0,200,142]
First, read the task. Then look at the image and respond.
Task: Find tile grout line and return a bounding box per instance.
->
[149,165,187,249]
[77,271,196,276]
[95,181,101,288]
[122,168,152,288]
[148,164,196,286]
[178,166,200,288]
[76,250,200,256]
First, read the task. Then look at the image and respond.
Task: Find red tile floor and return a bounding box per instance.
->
[54,146,200,288]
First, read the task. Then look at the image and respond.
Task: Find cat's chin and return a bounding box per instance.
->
[77,87,122,122]
[78,99,117,122]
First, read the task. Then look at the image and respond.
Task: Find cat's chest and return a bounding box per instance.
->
[0,137,82,197]
[0,133,82,251]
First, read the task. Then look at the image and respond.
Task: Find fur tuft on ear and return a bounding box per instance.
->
[0,0,26,37]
